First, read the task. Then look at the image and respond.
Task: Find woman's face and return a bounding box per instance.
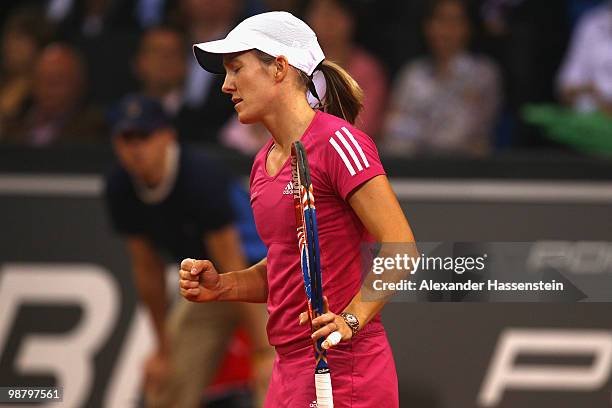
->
[221,51,278,124]
[425,0,470,60]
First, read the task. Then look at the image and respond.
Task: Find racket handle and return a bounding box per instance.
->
[315,372,334,408]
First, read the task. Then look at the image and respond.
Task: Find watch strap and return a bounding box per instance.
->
[340,312,360,337]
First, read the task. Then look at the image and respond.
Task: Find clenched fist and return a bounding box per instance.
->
[179,258,227,302]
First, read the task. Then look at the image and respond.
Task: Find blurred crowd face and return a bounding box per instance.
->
[306,0,354,50]
[1,29,38,75]
[33,46,85,116]
[113,129,174,186]
[85,0,112,17]
[425,0,471,61]
[136,29,186,95]
[181,0,241,25]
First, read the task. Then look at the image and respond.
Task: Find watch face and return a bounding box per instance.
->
[342,313,358,325]
[346,314,357,324]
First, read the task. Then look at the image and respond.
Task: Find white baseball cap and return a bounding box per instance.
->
[193,11,325,76]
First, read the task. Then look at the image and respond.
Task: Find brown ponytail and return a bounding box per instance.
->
[298,61,363,125]
[317,60,363,125]
[254,50,363,124]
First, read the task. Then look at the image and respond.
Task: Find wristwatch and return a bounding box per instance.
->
[340,312,360,337]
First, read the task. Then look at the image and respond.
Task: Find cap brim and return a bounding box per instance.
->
[112,119,168,137]
[193,39,253,74]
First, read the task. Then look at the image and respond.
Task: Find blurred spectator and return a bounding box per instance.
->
[481,0,527,36]
[479,0,569,148]
[0,1,47,30]
[351,1,425,80]
[1,44,106,146]
[134,26,187,117]
[219,116,270,155]
[105,94,272,408]
[128,0,176,30]
[0,7,51,136]
[305,0,388,137]
[383,0,501,156]
[175,0,243,142]
[43,0,147,106]
[1,0,177,34]
[49,0,141,38]
[565,0,606,26]
[557,0,612,115]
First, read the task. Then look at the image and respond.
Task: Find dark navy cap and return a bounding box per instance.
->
[110,94,171,137]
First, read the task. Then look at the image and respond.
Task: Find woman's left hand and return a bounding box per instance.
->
[298,296,353,350]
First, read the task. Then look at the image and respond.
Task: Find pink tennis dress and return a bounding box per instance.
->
[250,111,399,408]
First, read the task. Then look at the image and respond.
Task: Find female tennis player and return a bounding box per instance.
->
[179,11,415,408]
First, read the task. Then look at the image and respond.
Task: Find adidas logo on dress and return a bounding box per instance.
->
[282,181,293,195]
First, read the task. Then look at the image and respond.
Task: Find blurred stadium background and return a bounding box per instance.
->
[0,0,611,407]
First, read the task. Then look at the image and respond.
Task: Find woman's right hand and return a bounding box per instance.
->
[179,258,225,302]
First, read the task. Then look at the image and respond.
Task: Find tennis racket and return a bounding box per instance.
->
[291,140,334,408]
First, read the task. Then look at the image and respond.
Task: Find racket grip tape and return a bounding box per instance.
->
[315,372,334,408]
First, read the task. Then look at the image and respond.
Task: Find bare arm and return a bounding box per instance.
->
[227,257,269,302]
[310,175,416,347]
[342,175,415,323]
[126,237,168,352]
[179,257,268,303]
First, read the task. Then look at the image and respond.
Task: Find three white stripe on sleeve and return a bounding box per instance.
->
[328,127,370,176]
